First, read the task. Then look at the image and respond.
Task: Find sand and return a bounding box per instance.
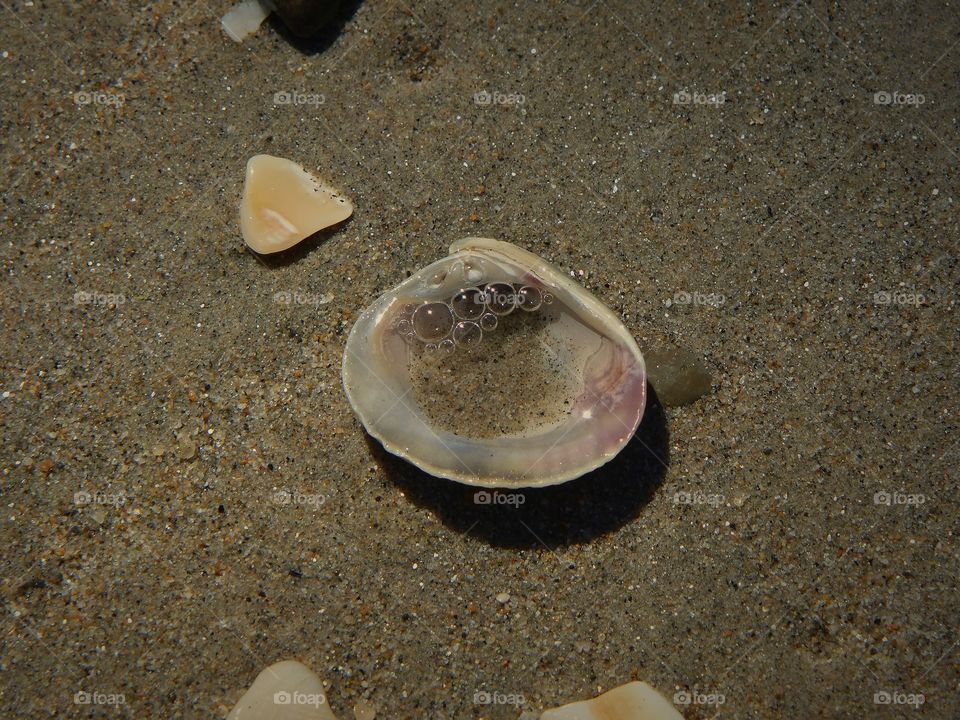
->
[1,1,957,718]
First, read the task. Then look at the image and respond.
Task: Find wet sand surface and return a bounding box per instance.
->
[1,1,957,718]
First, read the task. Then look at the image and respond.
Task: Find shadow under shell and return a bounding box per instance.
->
[365,383,669,548]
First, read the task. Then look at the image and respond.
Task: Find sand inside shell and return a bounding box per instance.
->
[407,308,586,438]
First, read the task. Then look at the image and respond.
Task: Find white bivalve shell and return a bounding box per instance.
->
[342,238,646,488]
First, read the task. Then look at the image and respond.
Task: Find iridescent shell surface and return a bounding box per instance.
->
[341,238,646,488]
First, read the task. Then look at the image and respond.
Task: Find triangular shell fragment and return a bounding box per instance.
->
[227,660,340,720]
[540,681,682,720]
[240,154,353,254]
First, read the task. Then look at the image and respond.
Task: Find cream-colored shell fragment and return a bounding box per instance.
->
[227,660,339,720]
[221,0,270,42]
[342,238,646,488]
[540,681,682,720]
[240,154,353,254]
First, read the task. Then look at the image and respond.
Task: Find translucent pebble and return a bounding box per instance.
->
[450,287,485,320]
[452,321,482,347]
[517,285,542,311]
[644,346,712,407]
[412,302,454,342]
[484,282,516,315]
[479,312,498,331]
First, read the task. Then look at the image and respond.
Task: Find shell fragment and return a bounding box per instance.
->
[227,660,339,720]
[240,154,353,254]
[540,681,682,720]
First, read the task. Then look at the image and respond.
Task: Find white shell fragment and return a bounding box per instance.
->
[221,0,270,43]
[342,238,646,488]
[227,660,339,720]
[240,154,353,254]
[540,681,682,720]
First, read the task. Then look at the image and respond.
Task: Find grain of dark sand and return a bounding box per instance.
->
[1,1,957,718]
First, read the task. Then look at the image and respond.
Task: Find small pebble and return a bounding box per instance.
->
[644,346,712,407]
[495,592,510,604]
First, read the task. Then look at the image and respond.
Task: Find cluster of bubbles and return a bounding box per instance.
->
[395,282,554,352]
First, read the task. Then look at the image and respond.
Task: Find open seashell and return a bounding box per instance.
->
[341,238,646,488]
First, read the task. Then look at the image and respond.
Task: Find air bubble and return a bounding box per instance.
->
[438,338,455,354]
[451,287,485,320]
[517,286,542,311]
[542,292,554,304]
[479,312,498,331]
[452,321,482,347]
[484,282,516,316]
[412,302,454,342]
[396,318,413,335]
